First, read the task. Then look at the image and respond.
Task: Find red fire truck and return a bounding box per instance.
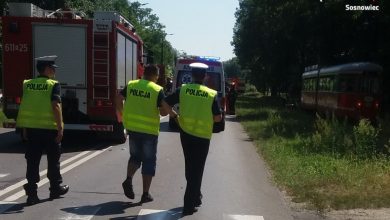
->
[1,3,146,143]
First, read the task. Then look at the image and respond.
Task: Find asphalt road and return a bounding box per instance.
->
[0,116,322,220]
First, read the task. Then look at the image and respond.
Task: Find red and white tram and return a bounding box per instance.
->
[301,62,382,121]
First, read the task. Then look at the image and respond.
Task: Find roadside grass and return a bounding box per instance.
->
[0,107,6,127]
[236,93,390,211]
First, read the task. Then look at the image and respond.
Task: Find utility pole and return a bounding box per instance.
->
[161,33,173,65]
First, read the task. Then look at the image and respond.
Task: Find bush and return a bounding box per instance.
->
[265,112,285,136]
[302,116,380,159]
[303,115,352,156]
[385,139,390,154]
[246,84,258,93]
[353,119,380,158]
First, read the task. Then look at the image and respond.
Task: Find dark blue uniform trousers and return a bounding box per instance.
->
[24,128,62,194]
[180,131,210,210]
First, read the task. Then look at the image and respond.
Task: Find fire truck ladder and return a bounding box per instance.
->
[93,32,110,100]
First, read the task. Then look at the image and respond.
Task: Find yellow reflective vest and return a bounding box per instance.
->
[16,77,59,130]
[123,79,162,136]
[179,84,217,139]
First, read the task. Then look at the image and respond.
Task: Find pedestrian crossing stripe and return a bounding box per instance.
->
[139,209,165,215]
[224,214,265,220]
[0,206,265,219]
[0,201,17,214]
[59,206,101,220]
[138,209,264,220]
[0,173,9,178]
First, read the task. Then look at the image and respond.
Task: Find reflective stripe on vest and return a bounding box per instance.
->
[179,84,217,139]
[123,79,162,136]
[16,78,58,130]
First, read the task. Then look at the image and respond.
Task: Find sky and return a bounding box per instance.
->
[136,0,239,62]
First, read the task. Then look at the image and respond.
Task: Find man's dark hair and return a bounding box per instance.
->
[192,68,206,82]
[144,64,159,78]
[36,62,47,74]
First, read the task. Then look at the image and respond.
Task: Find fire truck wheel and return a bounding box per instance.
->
[113,122,127,144]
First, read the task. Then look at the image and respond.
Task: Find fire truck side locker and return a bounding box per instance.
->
[33,23,88,123]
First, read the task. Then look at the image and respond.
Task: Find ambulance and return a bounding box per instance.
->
[170,56,226,132]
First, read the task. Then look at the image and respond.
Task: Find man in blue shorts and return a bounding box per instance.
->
[116,64,167,203]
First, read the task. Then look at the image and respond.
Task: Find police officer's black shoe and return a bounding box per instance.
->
[26,194,40,206]
[49,185,69,199]
[195,194,203,207]
[182,207,198,216]
[122,179,134,199]
[194,198,202,207]
[140,192,154,203]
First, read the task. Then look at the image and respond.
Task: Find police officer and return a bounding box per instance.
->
[162,62,222,216]
[16,55,69,206]
[116,64,167,203]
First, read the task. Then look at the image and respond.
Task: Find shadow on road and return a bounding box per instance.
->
[0,129,116,154]
[71,190,123,195]
[110,207,183,220]
[0,129,25,154]
[0,202,24,215]
[61,201,140,216]
[0,197,57,215]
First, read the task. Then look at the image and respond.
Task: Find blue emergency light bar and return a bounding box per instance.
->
[197,56,220,61]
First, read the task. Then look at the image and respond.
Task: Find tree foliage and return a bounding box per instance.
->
[232,0,390,97]
[223,57,242,79]
[64,0,175,67]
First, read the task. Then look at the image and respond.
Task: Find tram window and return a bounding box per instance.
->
[329,76,336,91]
[303,79,309,91]
[338,75,359,92]
[360,75,380,95]
[310,79,314,91]
[319,78,325,90]
[311,78,316,91]
[303,78,316,91]
[303,79,310,91]
[319,76,335,91]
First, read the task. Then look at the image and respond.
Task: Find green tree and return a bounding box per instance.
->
[223,57,241,79]
[232,0,390,99]
[64,0,175,67]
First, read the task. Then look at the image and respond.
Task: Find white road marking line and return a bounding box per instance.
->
[0,147,111,213]
[58,206,101,220]
[0,173,10,178]
[2,175,53,202]
[0,201,17,213]
[224,214,264,220]
[0,150,90,198]
[138,209,181,219]
[139,209,165,215]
